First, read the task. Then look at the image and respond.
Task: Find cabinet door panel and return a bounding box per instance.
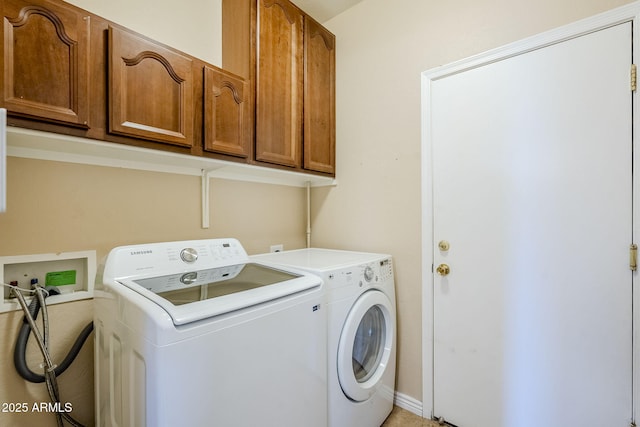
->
[2,0,90,127]
[109,26,194,147]
[255,0,303,167]
[304,16,335,174]
[204,65,249,158]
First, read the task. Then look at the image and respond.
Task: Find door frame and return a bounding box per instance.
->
[421,1,640,421]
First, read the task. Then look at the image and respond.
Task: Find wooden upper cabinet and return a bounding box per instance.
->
[250,0,336,175]
[255,0,303,168]
[1,0,335,177]
[204,65,250,158]
[2,0,90,127]
[304,16,335,175]
[108,26,194,147]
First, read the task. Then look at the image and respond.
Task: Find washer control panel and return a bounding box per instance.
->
[104,238,250,281]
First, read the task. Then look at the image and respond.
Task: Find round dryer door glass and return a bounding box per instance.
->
[337,290,394,402]
[353,305,385,383]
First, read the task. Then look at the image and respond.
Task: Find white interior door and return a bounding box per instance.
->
[430,22,633,427]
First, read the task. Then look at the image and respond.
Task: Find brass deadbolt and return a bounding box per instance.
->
[436,264,450,276]
[438,240,450,251]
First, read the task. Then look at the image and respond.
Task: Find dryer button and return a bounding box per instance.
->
[364,266,375,282]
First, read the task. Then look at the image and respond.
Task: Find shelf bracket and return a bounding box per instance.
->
[201,169,216,229]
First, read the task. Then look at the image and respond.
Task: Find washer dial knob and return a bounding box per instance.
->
[364,265,375,282]
[180,247,198,263]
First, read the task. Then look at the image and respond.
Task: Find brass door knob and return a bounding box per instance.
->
[436,264,450,276]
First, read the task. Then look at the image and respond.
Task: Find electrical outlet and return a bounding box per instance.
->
[270,244,283,253]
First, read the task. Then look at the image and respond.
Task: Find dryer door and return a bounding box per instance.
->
[337,290,395,402]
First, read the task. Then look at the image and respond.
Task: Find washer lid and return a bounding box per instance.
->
[118,262,321,325]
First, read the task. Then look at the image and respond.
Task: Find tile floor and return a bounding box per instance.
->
[381,406,441,427]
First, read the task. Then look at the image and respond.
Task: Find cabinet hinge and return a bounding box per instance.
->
[631,244,637,271]
[632,64,637,92]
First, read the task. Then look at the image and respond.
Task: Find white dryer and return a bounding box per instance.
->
[95,239,327,427]
[252,248,396,427]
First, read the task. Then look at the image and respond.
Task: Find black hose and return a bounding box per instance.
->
[13,288,94,383]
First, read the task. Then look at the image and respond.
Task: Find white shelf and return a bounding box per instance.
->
[6,126,337,188]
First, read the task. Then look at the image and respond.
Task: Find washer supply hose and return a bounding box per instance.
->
[13,288,94,383]
[11,285,92,427]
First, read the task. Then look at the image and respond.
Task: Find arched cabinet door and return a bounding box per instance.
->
[108,25,194,148]
[204,65,250,158]
[2,0,90,128]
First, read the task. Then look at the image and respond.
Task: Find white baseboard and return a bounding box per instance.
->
[393,391,423,417]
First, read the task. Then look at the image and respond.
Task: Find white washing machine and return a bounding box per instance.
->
[94,238,327,427]
[252,248,396,427]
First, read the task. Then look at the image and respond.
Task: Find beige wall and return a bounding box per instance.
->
[0,158,307,259]
[319,0,635,405]
[65,0,223,66]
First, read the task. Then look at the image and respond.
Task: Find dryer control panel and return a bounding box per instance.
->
[327,257,392,292]
[378,258,393,282]
[359,258,393,286]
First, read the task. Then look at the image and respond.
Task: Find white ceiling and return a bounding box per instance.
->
[293,0,363,23]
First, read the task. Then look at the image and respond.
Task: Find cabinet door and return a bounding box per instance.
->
[304,16,335,175]
[255,0,303,167]
[204,65,249,158]
[108,26,194,147]
[2,0,90,127]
